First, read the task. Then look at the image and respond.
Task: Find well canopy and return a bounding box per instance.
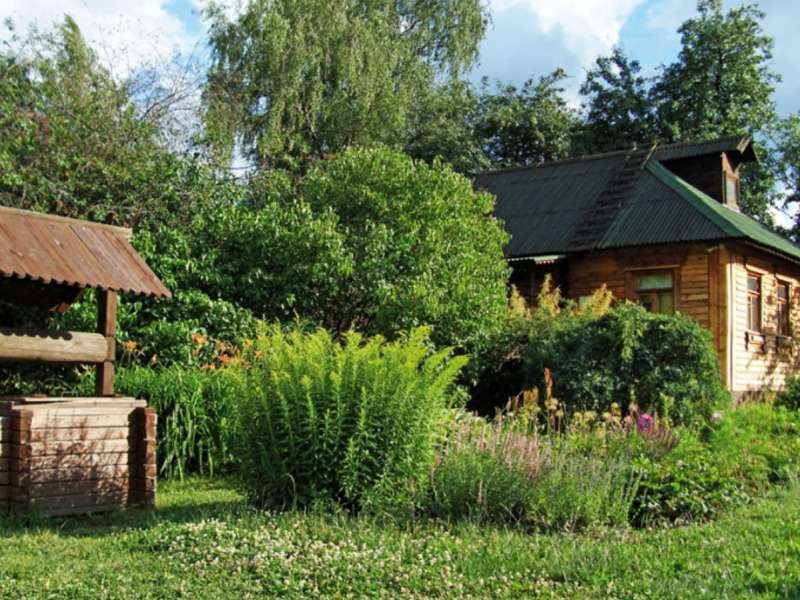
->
[0,206,170,299]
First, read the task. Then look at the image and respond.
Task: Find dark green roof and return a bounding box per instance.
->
[476,137,800,262]
[653,135,756,163]
[646,160,800,261]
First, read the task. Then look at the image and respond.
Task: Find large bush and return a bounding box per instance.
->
[524,301,727,424]
[300,146,510,353]
[233,326,468,515]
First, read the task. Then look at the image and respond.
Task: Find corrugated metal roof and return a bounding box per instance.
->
[475,153,625,256]
[597,164,729,249]
[477,136,800,262]
[646,161,800,261]
[0,206,171,298]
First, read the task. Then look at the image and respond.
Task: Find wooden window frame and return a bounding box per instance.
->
[627,268,679,314]
[745,271,763,337]
[724,172,740,206]
[776,279,792,339]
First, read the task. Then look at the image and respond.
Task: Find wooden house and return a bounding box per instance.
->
[476,136,800,397]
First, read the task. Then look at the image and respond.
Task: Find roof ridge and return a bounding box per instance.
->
[477,135,752,180]
[476,149,630,178]
[0,205,133,239]
[654,134,751,152]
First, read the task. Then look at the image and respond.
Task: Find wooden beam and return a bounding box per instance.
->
[95,290,117,397]
[0,328,109,363]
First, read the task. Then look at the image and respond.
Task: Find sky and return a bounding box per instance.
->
[2,0,798,116]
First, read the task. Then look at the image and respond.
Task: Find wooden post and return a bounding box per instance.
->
[95,290,117,397]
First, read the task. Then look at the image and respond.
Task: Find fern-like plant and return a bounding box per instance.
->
[232,325,468,515]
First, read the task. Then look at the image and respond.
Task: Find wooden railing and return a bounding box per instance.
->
[0,290,118,396]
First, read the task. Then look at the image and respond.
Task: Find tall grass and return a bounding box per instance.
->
[426,412,640,530]
[233,326,468,515]
[81,365,241,479]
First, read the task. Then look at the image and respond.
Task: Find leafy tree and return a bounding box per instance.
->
[0,17,206,229]
[134,147,509,355]
[771,115,800,239]
[578,48,656,154]
[651,0,779,222]
[203,0,488,170]
[653,0,778,142]
[300,146,510,352]
[404,79,489,175]
[475,70,579,168]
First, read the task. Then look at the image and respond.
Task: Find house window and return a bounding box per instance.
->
[747,274,762,332]
[635,271,674,314]
[725,173,739,206]
[777,282,791,336]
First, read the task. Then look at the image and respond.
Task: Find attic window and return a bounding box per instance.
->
[725,173,740,206]
[635,271,674,314]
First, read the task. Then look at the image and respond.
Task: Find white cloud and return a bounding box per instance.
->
[643,0,694,37]
[1,0,202,78]
[489,0,646,67]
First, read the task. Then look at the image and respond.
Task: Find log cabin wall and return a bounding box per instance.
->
[566,243,714,326]
[510,241,800,393]
[725,242,800,395]
[509,261,567,304]
[563,243,727,384]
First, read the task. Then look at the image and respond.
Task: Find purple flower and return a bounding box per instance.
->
[711,411,723,424]
[637,412,654,432]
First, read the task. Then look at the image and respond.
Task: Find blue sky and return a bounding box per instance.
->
[2,0,799,116]
[474,0,800,116]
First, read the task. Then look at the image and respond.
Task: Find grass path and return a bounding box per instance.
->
[0,478,799,599]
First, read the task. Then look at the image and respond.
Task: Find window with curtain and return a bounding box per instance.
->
[635,271,674,314]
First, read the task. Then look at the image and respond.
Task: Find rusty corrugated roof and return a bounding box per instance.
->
[0,206,171,298]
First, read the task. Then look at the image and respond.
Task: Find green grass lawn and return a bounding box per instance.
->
[1,478,799,599]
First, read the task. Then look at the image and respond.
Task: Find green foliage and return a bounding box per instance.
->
[577,48,655,154]
[426,411,639,530]
[425,415,540,525]
[653,0,778,143]
[301,146,510,352]
[0,17,212,229]
[632,402,800,525]
[404,79,489,175]
[4,478,800,598]
[632,431,749,525]
[523,301,727,424]
[203,0,487,168]
[77,365,242,479]
[233,326,468,514]
[475,71,579,168]
[778,375,800,410]
[136,147,509,357]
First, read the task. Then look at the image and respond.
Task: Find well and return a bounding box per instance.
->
[0,206,170,515]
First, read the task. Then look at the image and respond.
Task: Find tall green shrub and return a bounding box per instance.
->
[524,302,727,424]
[233,326,468,515]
